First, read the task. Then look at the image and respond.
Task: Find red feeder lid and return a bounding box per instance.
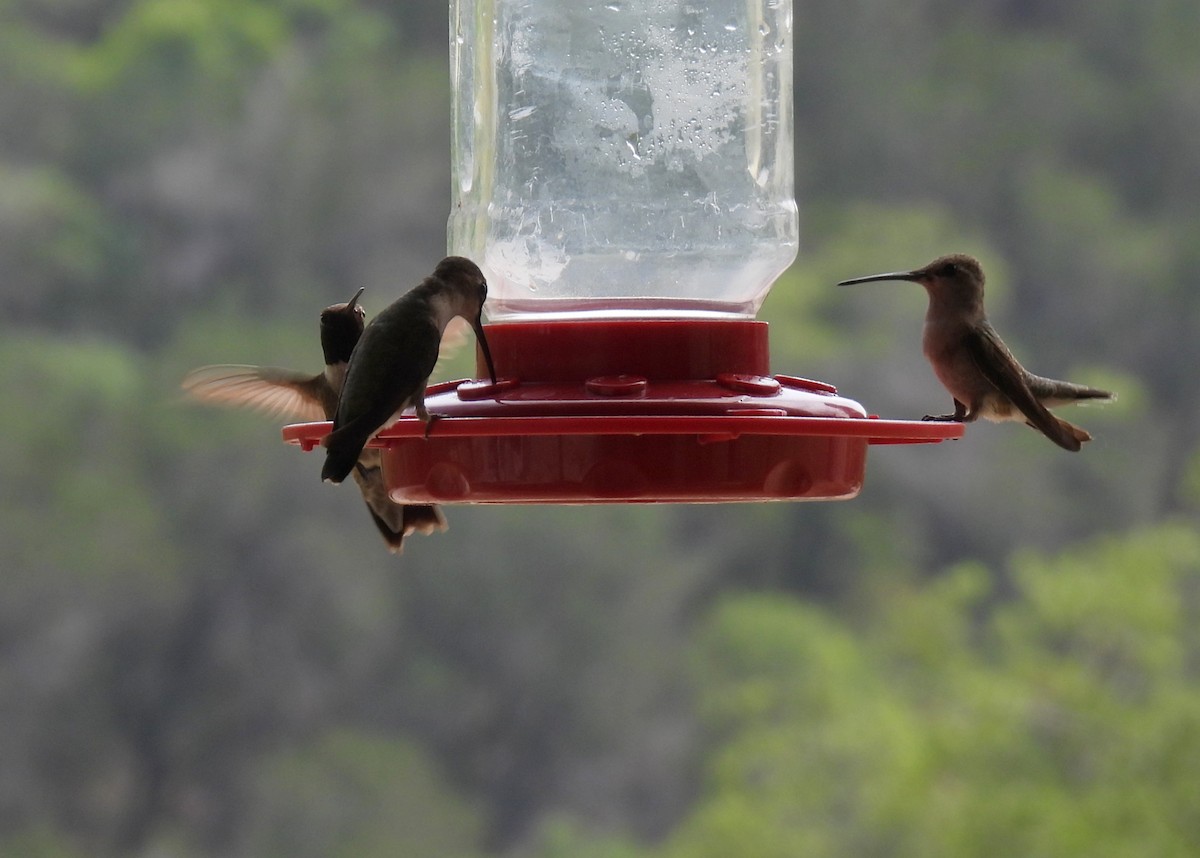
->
[283,319,961,503]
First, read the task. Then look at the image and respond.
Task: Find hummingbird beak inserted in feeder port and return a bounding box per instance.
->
[283,0,965,503]
[472,307,497,386]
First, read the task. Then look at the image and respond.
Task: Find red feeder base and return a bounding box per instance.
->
[283,320,961,503]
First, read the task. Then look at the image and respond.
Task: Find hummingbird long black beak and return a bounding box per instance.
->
[344,286,366,311]
[472,310,497,384]
[837,270,923,286]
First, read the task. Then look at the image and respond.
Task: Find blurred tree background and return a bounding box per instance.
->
[1,0,1197,855]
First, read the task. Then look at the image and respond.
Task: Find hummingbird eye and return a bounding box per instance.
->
[940,262,958,277]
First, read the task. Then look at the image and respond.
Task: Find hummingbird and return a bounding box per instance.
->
[837,253,1114,451]
[181,287,448,554]
[321,256,498,484]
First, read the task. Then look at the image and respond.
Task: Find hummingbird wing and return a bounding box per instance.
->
[322,309,442,484]
[181,365,331,422]
[964,328,1080,450]
[332,312,442,432]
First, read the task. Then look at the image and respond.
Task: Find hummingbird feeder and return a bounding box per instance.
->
[284,0,961,502]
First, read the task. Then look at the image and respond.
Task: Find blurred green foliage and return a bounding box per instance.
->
[1,0,1198,855]
[530,526,1200,857]
[242,731,485,858]
[646,524,1200,858]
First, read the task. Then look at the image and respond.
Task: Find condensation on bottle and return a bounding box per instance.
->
[449,0,797,321]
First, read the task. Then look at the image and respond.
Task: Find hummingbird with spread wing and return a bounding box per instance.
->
[182,288,447,553]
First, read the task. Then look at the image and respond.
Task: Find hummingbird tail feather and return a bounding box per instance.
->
[403,504,448,537]
[361,503,446,554]
[1058,417,1093,446]
[350,458,409,553]
[321,425,373,483]
[1043,416,1092,451]
[364,505,407,554]
[1023,413,1093,451]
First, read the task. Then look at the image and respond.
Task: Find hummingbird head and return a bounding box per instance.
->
[838,253,986,314]
[434,256,497,384]
[319,287,367,366]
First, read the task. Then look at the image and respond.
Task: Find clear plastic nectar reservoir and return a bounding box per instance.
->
[449,0,797,320]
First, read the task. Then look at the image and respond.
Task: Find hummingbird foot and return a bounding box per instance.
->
[923,400,968,423]
[413,394,438,437]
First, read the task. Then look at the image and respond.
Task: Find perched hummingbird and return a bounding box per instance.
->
[321,256,498,484]
[838,253,1114,451]
[181,288,448,553]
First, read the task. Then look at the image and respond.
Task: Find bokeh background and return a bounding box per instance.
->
[3,1,1199,856]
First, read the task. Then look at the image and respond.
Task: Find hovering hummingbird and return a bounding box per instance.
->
[838,253,1114,451]
[321,256,498,484]
[181,287,447,554]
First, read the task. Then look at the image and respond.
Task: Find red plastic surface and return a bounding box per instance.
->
[283,320,962,503]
